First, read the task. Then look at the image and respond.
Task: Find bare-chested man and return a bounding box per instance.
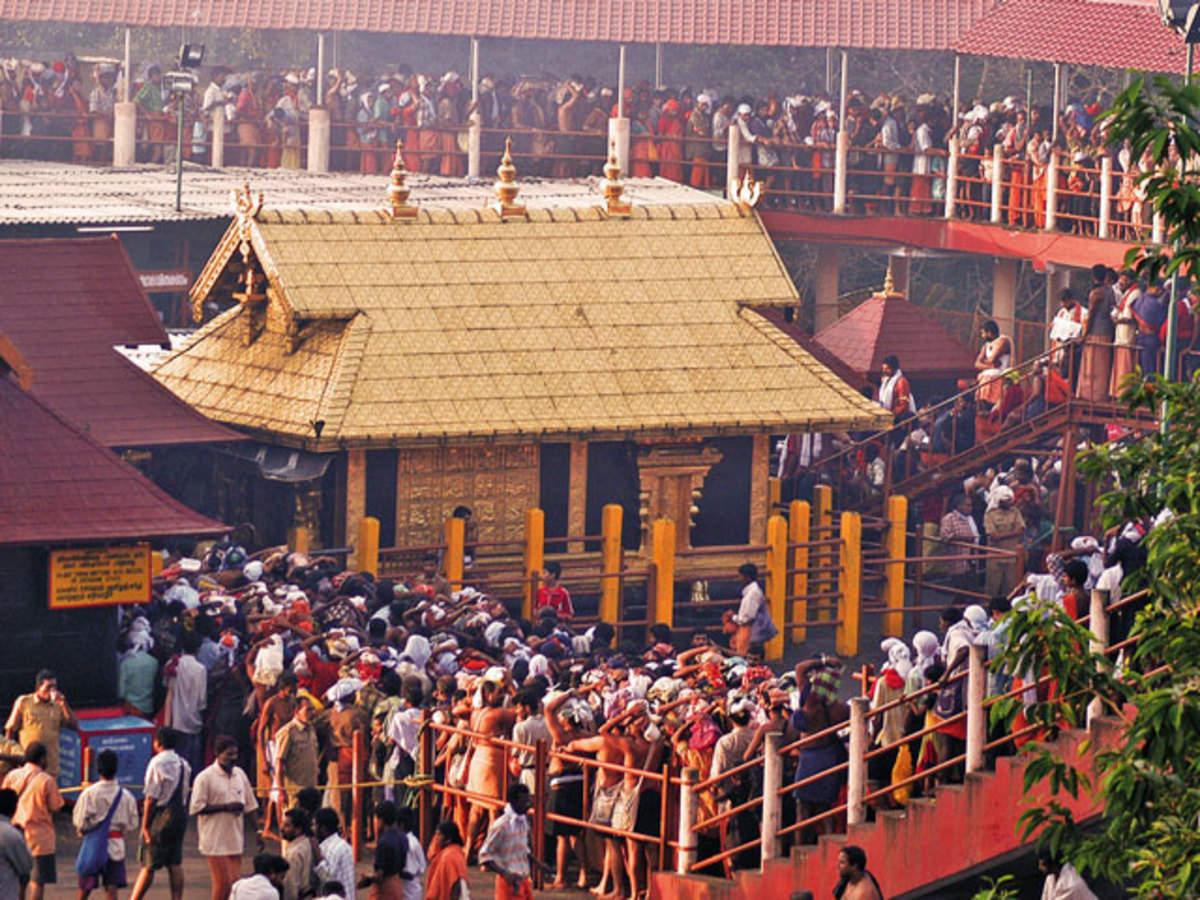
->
[565,690,628,899]
[836,845,883,900]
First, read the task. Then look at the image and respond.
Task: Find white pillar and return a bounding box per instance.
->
[944,136,959,219]
[1153,211,1165,244]
[847,697,868,826]
[1045,265,1069,347]
[952,54,961,124]
[655,42,663,89]
[608,116,630,176]
[676,767,698,874]
[990,143,1004,224]
[210,106,225,169]
[814,246,842,332]
[1099,155,1112,239]
[617,44,627,118]
[833,130,849,214]
[317,33,326,101]
[1052,62,1062,144]
[839,50,849,124]
[1087,589,1109,726]
[122,27,132,103]
[1045,151,1058,231]
[825,47,834,94]
[470,37,480,104]
[306,107,330,173]
[726,122,740,199]
[467,116,481,179]
[113,101,136,167]
[993,257,1018,338]
[760,732,783,866]
[966,644,987,774]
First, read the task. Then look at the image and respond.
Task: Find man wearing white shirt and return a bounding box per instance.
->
[314,808,356,900]
[189,736,260,900]
[167,631,207,774]
[729,563,772,656]
[229,853,290,899]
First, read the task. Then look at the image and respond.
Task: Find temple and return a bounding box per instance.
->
[153,149,888,551]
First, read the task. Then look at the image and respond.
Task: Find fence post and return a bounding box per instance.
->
[351,729,363,860]
[765,514,788,661]
[944,136,959,220]
[650,518,676,628]
[1088,589,1110,726]
[847,697,868,826]
[966,643,986,774]
[1045,152,1058,232]
[990,144,1004,224]
[357,516,380,577]
[82,745,93,786]
[837,510,862,657]
[521,508,544,620]
[833,130,849,214]
[789,499,810,643]
[726,121,740,199]
[813,484,833,622]
[676,767,699,874]
[444,516,466,589]
[600,504,623,625]
[210,106,225,168]
[883,495,908,637]
[767,476,782,515]
[760,732,783,867]
[1098,155,1112,239]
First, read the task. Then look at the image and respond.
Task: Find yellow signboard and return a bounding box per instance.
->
[48,544,152,609]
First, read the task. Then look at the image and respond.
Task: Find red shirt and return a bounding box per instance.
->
[536,585,574,618]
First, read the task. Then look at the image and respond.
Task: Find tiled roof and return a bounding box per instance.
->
[954,0,1189,73]
[0,161,722,226]
[153,201,890,448]
[753,307,869,391]
[0,237,243,448]
[0,372,227,546]
[0,0,998,48]
[815,289,976,381]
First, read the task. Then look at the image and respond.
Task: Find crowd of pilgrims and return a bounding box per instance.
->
[0,54,1161,234]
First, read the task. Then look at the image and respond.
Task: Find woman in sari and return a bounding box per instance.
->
[974,319,1013,409]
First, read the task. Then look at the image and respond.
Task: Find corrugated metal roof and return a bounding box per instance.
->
[0,372,227,546]
[0,0,1000,49]
[0,236,244,448]
[0,160,721,226]
[954,0,1189,73]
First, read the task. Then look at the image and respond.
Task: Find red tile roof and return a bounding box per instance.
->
[0,237,242,449]
[954,0,1189,73]
[814,292,977,381]
[0,0,999,48]
[0,373,226,546]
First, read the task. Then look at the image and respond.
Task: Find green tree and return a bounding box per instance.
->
[974,74,1200,899]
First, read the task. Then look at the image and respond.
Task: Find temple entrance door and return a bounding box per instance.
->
[637,442,723,551]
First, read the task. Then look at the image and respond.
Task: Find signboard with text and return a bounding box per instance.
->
[48,544,152,609]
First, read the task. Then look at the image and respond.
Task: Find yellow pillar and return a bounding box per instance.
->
[522,508,545,620]
[837,510,862,657]
[883,495,908,638]
[599,504,623,625]
[765,514,788,661]
[767,477,782,514]
[788,500,810,643]
[357,516,381,578]
[813,484,833,621]
[650,518,676,628]
[288,526,310,554]
[444,517,466,590]
[150,548,163,578]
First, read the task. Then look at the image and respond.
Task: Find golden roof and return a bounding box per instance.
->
[154,202,889,449]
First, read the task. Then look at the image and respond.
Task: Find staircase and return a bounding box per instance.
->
[650,715,1123,900]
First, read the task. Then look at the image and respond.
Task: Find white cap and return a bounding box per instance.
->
[736,103,752,115]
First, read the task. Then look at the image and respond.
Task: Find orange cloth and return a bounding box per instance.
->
[425,843,469,900]
[494,874,534,900]
[656,114,684,182]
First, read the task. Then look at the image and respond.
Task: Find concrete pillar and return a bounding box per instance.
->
[617,45,627,117]
[992,257,1018,337]
[521,508,544,620]
[726,121,740,199]
[1087,589,1109,726]
[847,697,869,826]
[122,27,132,103]
[467,116,481,179]
[113,101,136,167]
[1098,155,1112,239]
[306,107,331,173]
[210,106,225,169]
[888,253,910,297]
[599,504,623,626]
[990,143,1004,224]
[833,130,849,214]
[814,245,842,332]
[1045,152,1058,231]
[607,116,630,177]
[1152,211,1165,245]
[765,515,788,661]
[944,136,959,220]
[676,767,699,874]
[760,732,783,866]
[966,643,987,774]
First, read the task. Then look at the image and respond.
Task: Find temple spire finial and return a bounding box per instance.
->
[388,139,418,220]
[602,140,632,217]
[493,137,526,219]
